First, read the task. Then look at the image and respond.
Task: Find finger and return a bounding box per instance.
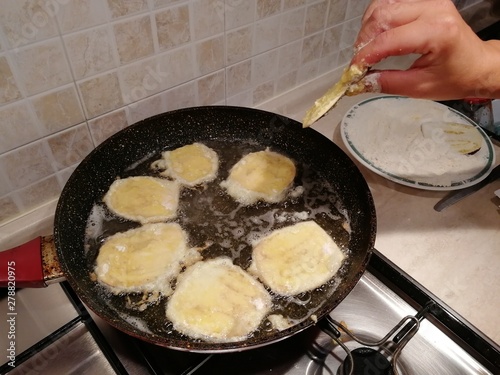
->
[355,0,433,50]
[376,69,440,98]
[345,72,382,96]
[353,19,437,67]
[362,0,424,23]
[374,69,465,100]
[346,69,434,98]
[348,66,471,100]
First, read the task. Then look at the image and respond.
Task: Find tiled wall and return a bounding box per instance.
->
[0,0,485,225]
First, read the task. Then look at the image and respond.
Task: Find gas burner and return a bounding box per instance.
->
[339,347,392,375]
[307,303,435,375]
[305,330,409,375]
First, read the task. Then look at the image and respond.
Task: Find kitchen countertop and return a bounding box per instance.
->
[1,65,499,348]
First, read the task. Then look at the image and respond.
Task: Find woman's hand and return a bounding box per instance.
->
[349,0,500,100]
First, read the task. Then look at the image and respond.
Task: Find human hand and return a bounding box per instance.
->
[348,0,500,100]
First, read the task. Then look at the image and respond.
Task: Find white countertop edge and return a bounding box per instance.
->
[0,199,57,251]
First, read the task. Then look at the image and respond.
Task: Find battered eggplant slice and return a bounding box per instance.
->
[166,257,272,343]
[302,64,367,128]
[94,223,200,296]
[249,221,345,296]
[103,176,180,224]
[421,121,483,155]
[154,142,219,186]
[221,149,296,205]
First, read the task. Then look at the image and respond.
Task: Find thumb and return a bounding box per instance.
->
[347,69,440,99]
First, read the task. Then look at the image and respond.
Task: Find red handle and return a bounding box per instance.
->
[0,237,46,288]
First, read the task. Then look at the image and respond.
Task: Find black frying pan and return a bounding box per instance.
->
[53,106,376,352]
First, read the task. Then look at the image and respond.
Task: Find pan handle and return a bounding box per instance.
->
[0,236,65,288]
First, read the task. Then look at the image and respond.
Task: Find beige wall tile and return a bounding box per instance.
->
[212,98,225,106]
[0,0,59,48]
[278,40,302,74]
[13,39,72,96]
[88,109,128,145]
[64,26,117,80]
[254,15,281,55]
[195,35,224,76]
[276,70,298,94]
[127,93,164,123]
[17,175,61,211]
[301,32,323,64]
[257,0,281,19]
[280,7,306,44]
[164,81,197,110]
[337,46,352,66]
[113,15,154,64]
[0,101,41,154]
[107,0,148,18]
[0,56,22,104]
[319,50,339,75]
[305,1,327,36]
[322,24,343,57]
[191,0,224,40]
[0,166,13,196]
[56,0,109,33]
[119,56,165,104]
[225,0,255,30]
[47,124,94,170]
[79,72,124,118]
[32,85,84,134]
[57,164,77,188]
[1,140,56,189]
[326,0,349,27]
[252,50,278,86]
[197,70,225,106]
[326,0,348,26]
[253,80,274,105]
[156,5,191,51]
[226,26,253,65]
[284,0,306,10]
[297,59,318,84]
[346,0,370,20]
[0,196,20,225]
[158,45,196,89]
[153,0,185,8]
[226,89,252,107]
[340,17,361,51]
[226,59,251,97]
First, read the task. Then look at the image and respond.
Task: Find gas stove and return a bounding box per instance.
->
[1,250,498,375]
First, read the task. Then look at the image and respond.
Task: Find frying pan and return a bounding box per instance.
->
[0,106,376,352]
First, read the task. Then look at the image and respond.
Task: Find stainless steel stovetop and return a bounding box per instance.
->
[1,250,498,375]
